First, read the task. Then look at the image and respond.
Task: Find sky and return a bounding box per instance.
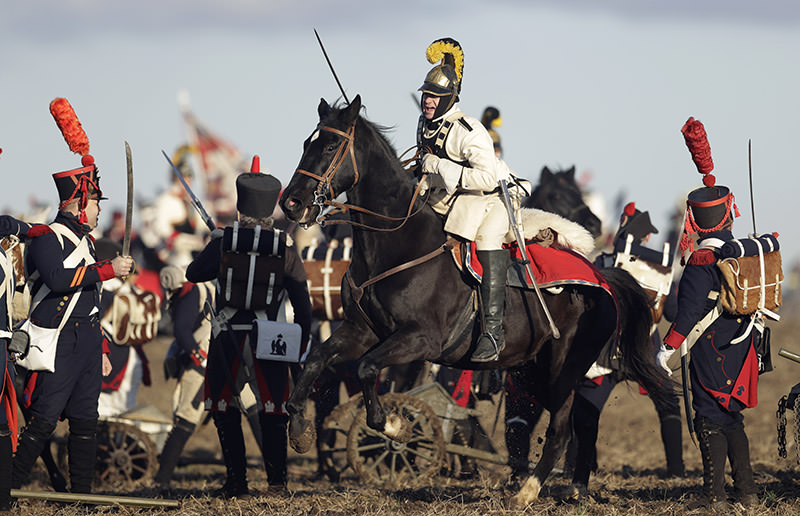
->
[1,1,799,264]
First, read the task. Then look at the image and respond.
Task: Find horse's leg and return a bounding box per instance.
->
[287,320,376,453]
[355,326,434,437]
[512,390,575,507]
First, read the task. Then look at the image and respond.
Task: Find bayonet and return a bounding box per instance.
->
[748,139,757,235]
[161,150,217,232]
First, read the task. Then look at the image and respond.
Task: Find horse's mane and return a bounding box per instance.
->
[325,100,403,171]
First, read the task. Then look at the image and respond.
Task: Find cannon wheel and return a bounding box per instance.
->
[318,394,364,481]
[346,392,445,487]
[95,421,158,484]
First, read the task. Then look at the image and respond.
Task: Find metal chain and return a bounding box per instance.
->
[777,395,788,459]
[794,395,800,463]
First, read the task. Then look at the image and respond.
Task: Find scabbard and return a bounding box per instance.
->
[680,349,697,447]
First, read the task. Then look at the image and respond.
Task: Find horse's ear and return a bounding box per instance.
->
[565,166,576,180]
[540,166,553,182]
[318,98,331,119]
[342,94,362,125]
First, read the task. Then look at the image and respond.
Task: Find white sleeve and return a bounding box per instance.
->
[443,118,505,192]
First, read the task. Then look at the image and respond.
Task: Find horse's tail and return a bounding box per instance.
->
[602,267,677,403]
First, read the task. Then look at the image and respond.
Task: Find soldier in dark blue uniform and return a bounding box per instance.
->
[11,98,133,493]
[186,162,311,497]
[0,215,31,510]
[659,117,760,510]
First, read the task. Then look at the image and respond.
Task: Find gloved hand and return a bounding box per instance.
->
[656,344,676,376]
[421,153,441,175]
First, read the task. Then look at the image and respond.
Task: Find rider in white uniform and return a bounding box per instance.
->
[417,37,510,362]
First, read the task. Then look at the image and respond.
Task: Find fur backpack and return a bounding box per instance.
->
[716,233,782,316]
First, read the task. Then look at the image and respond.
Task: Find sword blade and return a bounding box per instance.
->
[161,150,217,232]
[314,28,350,105]
[122,141,134,257]
[680,351,698,448]
[499,179,560,339]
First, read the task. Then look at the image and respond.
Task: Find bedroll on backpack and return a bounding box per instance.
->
[109,286,162,346]
[717,250,783,316]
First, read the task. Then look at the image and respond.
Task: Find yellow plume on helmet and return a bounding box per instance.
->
[425,37,464,83]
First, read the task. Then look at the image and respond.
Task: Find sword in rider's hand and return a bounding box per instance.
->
[499,179,560,339]
[121,142,135,280]
[161,150,217,232]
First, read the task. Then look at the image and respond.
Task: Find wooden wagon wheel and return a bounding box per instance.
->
[318,394,364,481]
[95,421,158,485]
[346,392,446,487]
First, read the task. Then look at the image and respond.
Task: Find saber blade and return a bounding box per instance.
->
[122,141,134,257]
[161,150,217,232]
[314,28,350,105]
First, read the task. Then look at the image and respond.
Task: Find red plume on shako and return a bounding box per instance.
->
[49,97,103,224]
[679,116,740,264]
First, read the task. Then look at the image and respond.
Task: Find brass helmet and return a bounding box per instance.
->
[418,38,464,119]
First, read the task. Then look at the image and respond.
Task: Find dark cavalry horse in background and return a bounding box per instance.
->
[279,95,671,505]
[523,165,603,239]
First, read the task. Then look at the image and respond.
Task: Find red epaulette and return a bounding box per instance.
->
[26,224,53,238]
[688,248,716,266]
[178,282,195,298]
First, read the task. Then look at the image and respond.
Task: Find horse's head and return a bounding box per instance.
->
[280,95,363,226]
[526,166,603,238]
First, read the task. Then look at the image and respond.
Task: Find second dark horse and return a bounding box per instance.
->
[280,95,669,505]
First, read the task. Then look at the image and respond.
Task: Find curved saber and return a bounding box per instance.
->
[314,28,350,105]
[161,150,217,232]
[122,141,134,257]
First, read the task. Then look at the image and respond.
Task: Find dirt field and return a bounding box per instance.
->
[12,296,800,515]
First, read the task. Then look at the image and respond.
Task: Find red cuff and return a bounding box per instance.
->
[102,337,111,354]
[663,329,686,350]
[97,261,116,281]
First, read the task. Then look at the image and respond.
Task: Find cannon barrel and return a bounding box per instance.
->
[10,489,180,508]
[779,348,800,365]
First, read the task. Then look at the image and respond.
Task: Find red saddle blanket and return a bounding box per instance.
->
[455,241,610,292]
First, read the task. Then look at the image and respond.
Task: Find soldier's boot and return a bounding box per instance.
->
[0,426,14,511]
[692,417,730,512]
[67,418,98,494]
[212,412,249,498]
[659,414,685,477]
[471,250,508,363]
[12,417,56,489]
[245,405,264,454]
[725,422,758,506]
[260,414,289,492]
[153,417,196,488]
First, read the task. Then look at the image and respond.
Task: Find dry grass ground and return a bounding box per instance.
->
[11,296,800,515]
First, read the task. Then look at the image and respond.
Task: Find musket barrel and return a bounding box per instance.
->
[11,489,180,508]
[779,348,800,365]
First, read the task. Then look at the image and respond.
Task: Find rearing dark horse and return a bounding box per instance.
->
[280,95,669,505]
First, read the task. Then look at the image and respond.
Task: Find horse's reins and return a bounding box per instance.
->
[296,123,430,232]
[346,237,458,335]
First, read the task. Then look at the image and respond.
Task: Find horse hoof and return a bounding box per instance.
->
[551,482,589,501]
[382,412,412,443]
[289,417,316,454]
[510,476,541,507]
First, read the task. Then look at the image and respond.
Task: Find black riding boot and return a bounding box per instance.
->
[260,414,288,491]
[67,418,98,494]
[12,417,56,489]
[692,417,730,511]
[154,417,195,487]
[0,426,13,511]
[212,411,249,498]
[659,414,685,477]
[471,250,508,363]
[725,422,758,506]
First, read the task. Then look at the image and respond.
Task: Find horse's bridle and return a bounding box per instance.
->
[294,121,429,232]
[295,123,359,226]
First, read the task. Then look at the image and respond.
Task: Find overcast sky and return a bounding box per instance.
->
[2,1,799,263]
